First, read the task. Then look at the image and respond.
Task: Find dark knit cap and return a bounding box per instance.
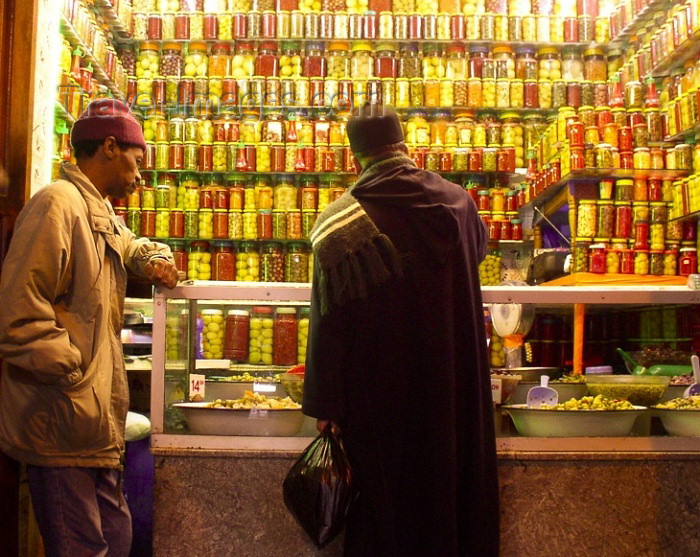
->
[347,105,404,154]
[71,99,146,151]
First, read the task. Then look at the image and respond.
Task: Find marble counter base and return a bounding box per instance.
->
[153,455,700,557]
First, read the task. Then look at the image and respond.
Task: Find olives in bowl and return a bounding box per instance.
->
[279,373,304,404]
[585,375,670,407]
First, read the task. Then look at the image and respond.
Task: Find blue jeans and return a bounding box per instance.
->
[27,466,132,557]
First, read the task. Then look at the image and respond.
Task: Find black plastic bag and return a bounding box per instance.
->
[283,424,358,549]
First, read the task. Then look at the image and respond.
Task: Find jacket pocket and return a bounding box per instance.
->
[53,349,112,452]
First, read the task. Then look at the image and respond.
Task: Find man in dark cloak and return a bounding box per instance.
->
[302,105,499,557]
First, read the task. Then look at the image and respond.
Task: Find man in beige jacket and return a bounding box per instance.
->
[0,99,178,557]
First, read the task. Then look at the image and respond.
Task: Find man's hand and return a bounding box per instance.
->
[145,258,179,289]
[317,419,340,435]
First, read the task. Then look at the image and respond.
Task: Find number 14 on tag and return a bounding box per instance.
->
[189,374,206,401]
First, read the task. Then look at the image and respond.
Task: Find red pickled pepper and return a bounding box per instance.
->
[236,142,248,171]
[644,77,659,108]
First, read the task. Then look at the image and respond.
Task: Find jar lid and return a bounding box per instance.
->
[492,46,514,55]
[351,41,372,51]
[579,199,596,204]
[328,41,350,51]
[583,48,605,56]
[616,178,633,185]
[228,309,250,317]
[589,243,606,249]
[537,47,558,55]
[201,309,224,315]
[276,307,297,314]
[680,247,697,252]
[252,306,274,314]
[139,42,159,51]
[376,43,395,52]
[259,40,277,51]
[597,199,613,205]
[468,45,489,54]
[188,41,208,51]
[163,42,182,51]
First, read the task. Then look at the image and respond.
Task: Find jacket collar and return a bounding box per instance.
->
[59,162,117,237]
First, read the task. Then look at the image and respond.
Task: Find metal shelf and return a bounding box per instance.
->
[153,281,700,306]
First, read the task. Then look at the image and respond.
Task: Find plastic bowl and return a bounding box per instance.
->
[653,408,700,436]
[585,375,670,406]
[491,367,561,382]
[503,404,646,437]
[279,373,304,403]
[173,402,304,436]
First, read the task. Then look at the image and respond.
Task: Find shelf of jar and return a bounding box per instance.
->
[137,169,526,181]
[55,101,75,125]
[131,103,559,118]
[650,28,700,78]
[60,13,124,100]
[666,125,700,144]
[94,0,132,41]
[669,209,700,223]
[138,237,312,245]
[608,0,666,46]
[129,37,610,50]
[518,168,691,213]
[554,168,691,184]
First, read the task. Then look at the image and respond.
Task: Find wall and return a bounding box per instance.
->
[152,451,700,557]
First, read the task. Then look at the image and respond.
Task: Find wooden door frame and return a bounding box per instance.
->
[0,0,39,555]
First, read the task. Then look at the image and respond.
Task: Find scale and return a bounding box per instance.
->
[489,281,536,369]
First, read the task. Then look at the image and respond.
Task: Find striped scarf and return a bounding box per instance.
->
[310,155,412,314]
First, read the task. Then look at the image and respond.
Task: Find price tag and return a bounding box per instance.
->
[188,373,206,401]
[491,377,503,405]
[253,382,276,393]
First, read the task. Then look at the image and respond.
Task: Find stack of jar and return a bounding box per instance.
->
[609,0,700,88]
[473,185,524,242]
[573,184,698,277]
[62,0,128,95]
[125,41,610,114]
[528,78,694,198]
[130,1,612,43]
[164,303,310,365]
[113,172,346,242]
[166,239,312,282]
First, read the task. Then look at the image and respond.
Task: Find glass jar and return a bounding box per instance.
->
[515,47,537,81]
[326,42,350,79]
[223,309,250,362]
[633,249,649,275]
[679,247,698,276]
[572,238,591,272]
[211,240,236,280]
[397,43,421,79]
[577,199,597,238]
[583,48,606,82]
[445,43,467,80]
[272,307,298,365]
[596,200,614,238]
[613,201,632,238]
[538,47,561,81]
[260,241,285,282]
[303,41,326,78]
[186,240,210,280]
[373,44,397,78]
[588,243,606,274]
[248,306,273,364]
[285,243,309,282]
[561,48,583,82]
[350,42,373,79]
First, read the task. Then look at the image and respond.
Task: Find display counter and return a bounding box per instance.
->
[148,282,700,556]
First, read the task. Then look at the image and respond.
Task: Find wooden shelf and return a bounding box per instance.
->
[650,29,700,78]
[95,0,132,41]
[60,14,123,99]
[130,37,608,50]
[609,0,666,46]
[669,209,700,223]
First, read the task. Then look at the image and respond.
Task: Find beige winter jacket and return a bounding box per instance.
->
[0,163,172,468]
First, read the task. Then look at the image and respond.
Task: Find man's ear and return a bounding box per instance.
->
[352,155,362,175]
[102,136,118,160]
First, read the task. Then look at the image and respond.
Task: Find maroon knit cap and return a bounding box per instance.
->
[347,104,404,154]
[71,99,146,152]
